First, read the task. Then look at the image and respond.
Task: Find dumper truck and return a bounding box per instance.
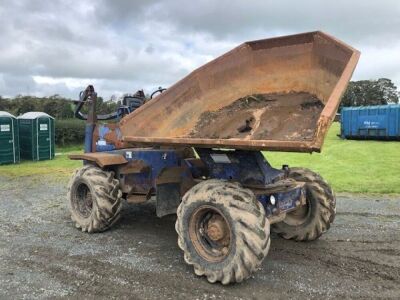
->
[68,31,360,284]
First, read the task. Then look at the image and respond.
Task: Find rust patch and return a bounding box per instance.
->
[119,160,150,174]
[69,153,127,168]
[156,167,184,185]
[92,123,128,151]
[126,194,148,204]
[157,166,195,196]
[126,188,153,204]
[312,115,331,151]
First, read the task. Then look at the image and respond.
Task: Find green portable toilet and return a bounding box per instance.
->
[18,112,55,161]
[0,111,20,164]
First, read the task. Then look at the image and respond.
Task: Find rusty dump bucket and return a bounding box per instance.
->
[120,31,360,152]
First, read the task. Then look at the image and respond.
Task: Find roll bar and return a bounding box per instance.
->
[74,85,119,121]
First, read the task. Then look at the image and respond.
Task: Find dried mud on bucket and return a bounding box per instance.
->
[189,92,324,141]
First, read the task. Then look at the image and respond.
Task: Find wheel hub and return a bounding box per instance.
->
[206,215,228,242]
[189,205,232,262]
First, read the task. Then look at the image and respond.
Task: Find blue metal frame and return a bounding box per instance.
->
[84,124,94,153]
[194,148,302,216]
[258,188,304,217]
[92,141,303,217]
[108,148,182,192]
[194,148,284,186]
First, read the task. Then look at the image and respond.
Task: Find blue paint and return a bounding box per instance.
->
[97,125,111,139]
[109,148,181,191]
[195,149,284,186]
[258,187,303,217]
[96,144,116,152]
[95,125,116,152]
[341,104,400,140]
[101,147,304,217]
[194,148,303,216]
[84,124,94,153]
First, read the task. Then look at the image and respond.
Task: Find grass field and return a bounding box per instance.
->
[0,123,399,194]
[265,123,400,194]
[0,145,83,179]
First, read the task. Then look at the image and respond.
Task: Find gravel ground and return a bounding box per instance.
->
[0,176,399,299]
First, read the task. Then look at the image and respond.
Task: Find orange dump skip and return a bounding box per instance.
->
[120,31,360,153]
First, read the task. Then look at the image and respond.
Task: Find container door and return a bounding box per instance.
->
[0,117,16,164]
[37,117,52,160]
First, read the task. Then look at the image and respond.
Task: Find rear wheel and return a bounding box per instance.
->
[272,167,336,241]
[176,179,270,284]
[67,165,122,233]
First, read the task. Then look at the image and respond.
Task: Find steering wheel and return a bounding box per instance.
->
[150,87,167,99]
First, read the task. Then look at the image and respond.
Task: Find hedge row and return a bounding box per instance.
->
[55,119,85,146]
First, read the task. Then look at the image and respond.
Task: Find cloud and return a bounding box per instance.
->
[0,0,399,99]
[95,0,400,43]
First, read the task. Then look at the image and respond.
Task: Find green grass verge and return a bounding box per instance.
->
[0,145,83,178]
[265,123,400,194]
[0,123,399,194]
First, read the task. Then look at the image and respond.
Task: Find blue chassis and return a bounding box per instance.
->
[97,146,304,218]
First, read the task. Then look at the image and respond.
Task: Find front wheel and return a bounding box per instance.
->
[67,165,122,233]
[272,167,336,241]
[176,179,270,284]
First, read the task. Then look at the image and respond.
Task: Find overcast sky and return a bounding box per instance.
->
[0,0,399,99]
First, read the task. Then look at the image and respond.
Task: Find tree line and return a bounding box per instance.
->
[341,78,399,108]
[0,94,119,119]
[0,95,121,146]
[1,78,399,119]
